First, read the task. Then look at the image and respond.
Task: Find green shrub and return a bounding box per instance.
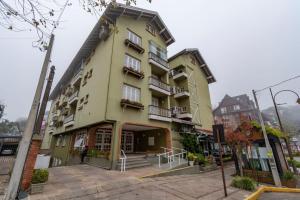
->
[282,171,295,181]
[31,169,49,184]
[187,152,196,161]
[287,159,300,168]
[231,176,256,191]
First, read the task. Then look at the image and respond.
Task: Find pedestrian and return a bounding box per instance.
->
[80,145,88,164]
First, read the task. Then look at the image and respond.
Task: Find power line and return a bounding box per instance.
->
[255,75,300,93]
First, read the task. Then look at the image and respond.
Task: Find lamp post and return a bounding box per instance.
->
[270,88,300,174]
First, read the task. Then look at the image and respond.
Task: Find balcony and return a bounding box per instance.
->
[171,107,192,120]
[120,99,144,110]
[148,76,170,96]
[172,68,188,81]
[68,91,79,105]
[148,52,169,74]
[174,88,190,99]
[72,70,83,86]
[124,39,145,54]
[123,66,144,79]
[148,105,171,122]
[64,114,74,127]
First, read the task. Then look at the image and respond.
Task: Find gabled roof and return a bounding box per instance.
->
[49,3,175,100]
[104,3,175,45]
[168,48,216,84]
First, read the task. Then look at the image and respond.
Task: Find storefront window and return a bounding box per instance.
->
[95,129,112,152]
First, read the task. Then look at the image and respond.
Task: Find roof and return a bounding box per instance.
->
[213,94,257,115]
[49,3,175,100]
[168,48,216,84]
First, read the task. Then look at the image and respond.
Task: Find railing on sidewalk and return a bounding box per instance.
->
[157,147,187,168]
[120,149,127,172]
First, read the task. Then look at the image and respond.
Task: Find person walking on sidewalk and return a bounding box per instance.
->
[80,146,88,164]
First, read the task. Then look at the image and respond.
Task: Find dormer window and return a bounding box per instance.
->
[146,24,156,36]
[221,107,227,114]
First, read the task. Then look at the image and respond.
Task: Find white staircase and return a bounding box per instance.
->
[118,152,151,171]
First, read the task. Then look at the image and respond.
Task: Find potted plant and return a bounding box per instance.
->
[195,154,206,166]
[31,169,49,194]
[281,171,297,188]
[187,152,196,166]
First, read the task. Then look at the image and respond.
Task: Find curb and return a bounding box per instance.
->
[245,186,300,200]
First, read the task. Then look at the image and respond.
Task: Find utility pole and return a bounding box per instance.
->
[4,34,55,200]
[34,65,55,135]
[252,90,281,186]
[269,88,298,174]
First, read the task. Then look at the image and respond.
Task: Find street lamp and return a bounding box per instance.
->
[270,89,300,174]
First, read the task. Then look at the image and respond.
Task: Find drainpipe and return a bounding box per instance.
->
[104,23,117,169]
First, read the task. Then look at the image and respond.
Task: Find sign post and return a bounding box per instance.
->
[213,124,227,197]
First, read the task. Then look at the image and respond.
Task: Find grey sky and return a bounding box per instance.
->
[0,0,299,121]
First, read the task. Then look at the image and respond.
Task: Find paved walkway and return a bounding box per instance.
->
[29,164,251,200]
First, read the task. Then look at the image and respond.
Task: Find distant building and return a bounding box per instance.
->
[213,94,259,133]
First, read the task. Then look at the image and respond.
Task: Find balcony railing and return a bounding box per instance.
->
[64,114,74,124]
[149,76,170,92]
[72,70,83,85]
[68,90,79,104]
[149,52,169,69]
[149,105,171,118]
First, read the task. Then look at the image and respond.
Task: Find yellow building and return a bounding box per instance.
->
[41,3,216,170]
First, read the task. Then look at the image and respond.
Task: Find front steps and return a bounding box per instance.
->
[117,155,151,170]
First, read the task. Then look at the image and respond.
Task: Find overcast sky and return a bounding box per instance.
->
[0,0,299,121]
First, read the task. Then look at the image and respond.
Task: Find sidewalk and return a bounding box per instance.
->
[29,164,251,200]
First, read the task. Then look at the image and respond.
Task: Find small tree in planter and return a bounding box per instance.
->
[281,171,298,188]
[31,169,49,194]
[187,152,196,166]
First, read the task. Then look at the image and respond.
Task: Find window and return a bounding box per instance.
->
[84,94,89,104]
[128,30,141,46]
[146,24,156,36]
[73,130,87,150]
[151,97,159,107]
[62,135,67,147]
[149,41,167,61]
[148,137,155,146]
[233,105,240,111]
[56,136,62,147]
[122,84,140,102]
[221,107,227,114]
[190,55,196,65]
[88,69,93,78]
[124,54,141,72]
[95,129,112,151]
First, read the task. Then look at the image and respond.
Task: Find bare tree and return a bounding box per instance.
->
[0,0,150,50]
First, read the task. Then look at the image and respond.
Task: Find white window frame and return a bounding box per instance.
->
[233,105,240,111]
[128,30,141,46]
[122,84,141,102]
[95,129,112,152]
[221,107,227,114]
[124,54,141,72]
[149,41,167,60]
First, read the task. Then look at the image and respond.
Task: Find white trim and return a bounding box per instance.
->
[174,91,190,98]
[149,84,171,96]
[149,58,169,72]
[149,114,172,122]
[176,113,192,119]
[173,72,188,80]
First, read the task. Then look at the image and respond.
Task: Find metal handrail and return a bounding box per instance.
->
[63,114,74,124]
[149,52,169,68]
[120,150,127,172]
[149,105,171,118]
[157,147,187,168]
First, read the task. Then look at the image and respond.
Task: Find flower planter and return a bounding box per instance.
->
[31,183,46,194]
[123,67,144,79]
[189,161,194,166]
[281,179,297,188]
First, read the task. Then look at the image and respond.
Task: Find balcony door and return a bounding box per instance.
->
[121,131,134,153]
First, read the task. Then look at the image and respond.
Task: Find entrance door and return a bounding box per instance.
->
[121,131,134,153]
